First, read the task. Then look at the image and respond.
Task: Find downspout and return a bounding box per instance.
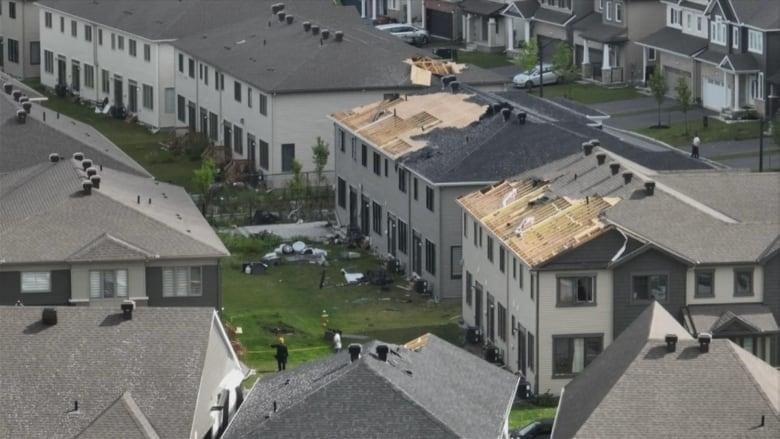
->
[506,251,511,368]
[534,269,540,394]
[93,24,99,103]
[21,1,25,77]
[406,166,413,279]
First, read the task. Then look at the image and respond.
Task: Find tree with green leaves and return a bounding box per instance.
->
[311,136,330,186]
[648,67,668,127]
[514,38,539,73]
[551,43,578,98]
[675,77,693,135]
[192,159,217,214]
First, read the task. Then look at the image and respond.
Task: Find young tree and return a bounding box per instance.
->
[287,159,305,220]
[514,38,539,73]
[311,136,330,186]
[648,67,668,128]
[552,43,578,98]
[675,77,693,135]
[192,159,217,214]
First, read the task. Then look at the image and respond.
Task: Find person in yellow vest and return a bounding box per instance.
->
[270,336,288,371]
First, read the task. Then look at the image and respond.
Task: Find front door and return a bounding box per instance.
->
[187,102,196,130]
[349,187,358,226]
[474,282,483,330]
[387,214,397,257]
[200,108,208,137]
[71,62,80,91]
[412,231,422,275]
[113,76,123,106]
[360,195,370,236]
[127,81,138,113]
[518,325,526,375]
[247,134,257,169]
[57,57,66,85]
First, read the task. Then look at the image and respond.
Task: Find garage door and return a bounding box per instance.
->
[427,9,453,39]
[702,76,729,111]
[663,67,690,98]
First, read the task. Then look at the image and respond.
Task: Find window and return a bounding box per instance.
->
[84,64,94,88]
[118,35,124,50]
[648,48,656,61]
[499,246,505,273]
[361,144,368,167]
[422,186,433,211]
[557,276,595,305]
[669,7,680,26]
[373,152,381,175]
[605,1,612,20]
[632,274,668,303]
[142,84,153,110]
[259,93,267,115]
[695,270,715,297]
[512,257,517,279]
[111,33,116,49]
[281,143,295,172]
[473,222,478,246]
[45,12,52,28]
[528,332,534,371]
[413,178,418,200]
[519,262,524,289]
[369,202,381,235]
[89,270,128,298]
[21,272,50,293]
[710,19,726,45]
[7,39,19,63]
[258,139,269,170]
[487,236,494,262]
[396,168,406,193]
[748,30,763,54]
[219,72,224,90]
[60,16,65,33]
[232,126,242,155]
[734,269,753,297]
[398,220,408,254]
[451,246,462,279]
[425,239,436,275]
[384,159,388,177]
[732,27,739,49]
[144,44,151,61]
[129,39,136,57]
[234,81,241,101]
[478,226,483,248]
[29,42,40,65]
[164,88,175,114]
[598,0,603,11]
[465,271,472,306]
[204,65,209,85]
[615,3,623,23]
[247,87,253,108]
[497,303,507,341]
[9,1,15,18]
[162,267,202,297]
[553,335,602,376]
[44,50,53,73]
[185,58,193,78]
[101,69,110,93]
[697,16,702,31]
[98,28,103,45]
[337,178,347,208]
[178,53,184,72]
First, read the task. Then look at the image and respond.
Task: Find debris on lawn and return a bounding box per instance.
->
[242,239,329,274]
[342,269,366,284]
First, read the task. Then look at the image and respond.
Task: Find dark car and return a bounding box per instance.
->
[509,418,554,439]
[372,15,397,25]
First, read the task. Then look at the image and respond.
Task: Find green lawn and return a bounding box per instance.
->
[22,79,200,191]
[509,405,557,429]
[457,50,513,68]
[634,118,761,147]
[528,82,642,104]
[221,236,461,374]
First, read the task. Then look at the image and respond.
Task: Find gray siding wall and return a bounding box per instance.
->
[612,248,688,336]
[146,265,220,308]
[437,186,480,298]
[541,230,642,271]
[764,253,780,365]
[0,269,71,305]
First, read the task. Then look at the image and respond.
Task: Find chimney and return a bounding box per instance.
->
[121,300,135,320]
[348,343,362,362]
[609,162,620,175]
[516,111,527,124]
[698,332,712,353]
[90,175,101,189]
[644,181,655,196]
[303,21,311,32]
[582,141,594,156]
[622,172,633,184]
[596,153,607,165]
[449,81,460,93]
[49,153,61,163]
[334,30,343,42]
[86,166,98,177]
[286,15,294,25]
[321,29,330,39]
[311,25,320,35]
[665,334,678,353]
[73,152,84,161]
[42,308,57,325]
[501,107,512,122]
[82,159,93,171]
[376,344,389,361]
[277,11,286,22]
[82,179,93,195]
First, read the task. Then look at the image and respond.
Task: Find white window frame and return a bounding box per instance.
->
[697,16,702,32]
[732,26,739,49]
[21,272,51,293]
[89,269,128,298]
[710,18,726,46]
[162,266,203,297]
[142,84,154,110]
[748,30,763,54]
[598,0,604,11]
[615,2,623,23]
[605,1,612,20]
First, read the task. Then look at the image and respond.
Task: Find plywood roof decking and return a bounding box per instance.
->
[404,334,431,351]
[331,93,487,160]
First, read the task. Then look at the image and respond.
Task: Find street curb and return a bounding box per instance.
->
[604,125,728,169]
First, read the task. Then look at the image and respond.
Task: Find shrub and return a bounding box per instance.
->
[533,390,560,408]
[219,232,284,255]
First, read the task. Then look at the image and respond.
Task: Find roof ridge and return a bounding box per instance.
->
[120,392,162,439]
[724,340,780,414]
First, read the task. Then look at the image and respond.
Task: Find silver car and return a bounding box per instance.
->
[513,64,558,89]
[375,23,429,45]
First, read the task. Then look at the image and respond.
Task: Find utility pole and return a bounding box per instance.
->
[538,34,544,98]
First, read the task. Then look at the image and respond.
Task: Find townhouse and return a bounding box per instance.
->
[0,94,229,308]
[331,87,708,300]
[638,0,780,117]
[0,0,39,78]
[459,146,780,395]
[347,0,422,24]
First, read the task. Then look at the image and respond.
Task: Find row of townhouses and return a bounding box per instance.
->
[458,145,779,395]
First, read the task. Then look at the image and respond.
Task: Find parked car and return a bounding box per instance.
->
[509,418,554,439]
[512,64,558,89]
[375,23,429,45]
[372,15,398,25]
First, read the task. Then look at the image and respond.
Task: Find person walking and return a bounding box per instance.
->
[270,337,288,371]
[691,133,701,158]
[332,330,342,353]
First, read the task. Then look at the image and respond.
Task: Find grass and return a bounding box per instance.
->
[221,235,461,375]
[457,50,513,68]
[509,405,557,429]
[22,79,200,191]
[527,82,642,104]
[634,117,761,147]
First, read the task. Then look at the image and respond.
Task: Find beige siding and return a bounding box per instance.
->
[686,265,764,305]
[70,262,146,302]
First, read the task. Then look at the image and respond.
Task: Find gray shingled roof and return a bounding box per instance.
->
[0,306,216,438]
[723,53,761,72]
[0,159,228,264]
[554,302,780,439]
[224,334,518,439]
[637,26,708,56]
[686,304,780,334]
[460,0,506,16]
[723,0,780,30]
[573,12,627,44]
[76,393,159,439]
[504,0,540,18]
[533,6,574,25]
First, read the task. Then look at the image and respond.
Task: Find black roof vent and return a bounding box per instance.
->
[42,308,57,326]
[590,139,601,147]
[665,334,678,353]
[12,90,22,101]
[582,141,594,156]
[90,174,101,189]
[334,30,344,42]
[609,162,620,175]
[321,29,330,39]
[449,81,460,93]
[516,111,527,124]
[81,159,93,171]
[501,107,512,122]
[622,172,633,184]
[376,344,389,361]
[86,166,98,177]
[16,108,26,123]
[49,153,60,163]
[698,332,712,353]
[596,153,607,165]
[121,300,135,320]
[286,14,294,24]
[303,21,311,32]
[441,75,456,88]
[348,343,362,362]
[277,11,286,22]
[3,83,12,94]
[22,101,32,113]
[82,179,93,195]
[271,2,285,14]
[73,152,84,161]
[644,181,656,196]
[311,24,320,35]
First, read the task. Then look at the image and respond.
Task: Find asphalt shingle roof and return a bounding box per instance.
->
[460,0,506,16]
[0,306,216,438]
[554,302,780,439]
[505,0,540,18]
[533,6,573,25]
[573,12,627,43]
[637,26,708,56]
[223,334,519,439]
[687,303,780,334]
[725,0,780,30]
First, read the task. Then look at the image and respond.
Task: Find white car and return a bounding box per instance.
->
[513,64,558,88]
[375,23,429,45]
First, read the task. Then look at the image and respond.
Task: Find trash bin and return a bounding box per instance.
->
[467,327,482,344]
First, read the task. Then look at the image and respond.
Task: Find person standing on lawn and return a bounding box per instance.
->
[333,330,342,353]
[271,336,288,371]
[691,133,701,158]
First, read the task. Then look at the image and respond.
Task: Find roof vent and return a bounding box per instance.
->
[596,153,607,165]
[12,90,21,101]
[86,166,98,177]
[49,153,60,163]
[311,25,320,35]
[82,179,93,195]
[501,107,512,122]
[90,174,101,189]
[698,332,712,353]
[376,344,389,362]
[321,29,330,39]
[609,162,620,175]
[81,159,93,171]
[16,108,26,123]
[334,30,343,42]
[3,83,12,94]
[441,75,456,89]
[644,181,655,196]
[42,308,57,326]
[22,101,32,113]
[582,141,594,156]
[19,95,29,104]
[73,152,84,161]
[121,300,135,320]
[303,21,311,32]
[590,139,601,147]
[622,172,633,184]
[516,111,527,124]
[348,343,362,362]
[286,14,294,24]
[665,334,678,353]
[271,2,285,14]
[277,11,286,22]
[449,81,460,94]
